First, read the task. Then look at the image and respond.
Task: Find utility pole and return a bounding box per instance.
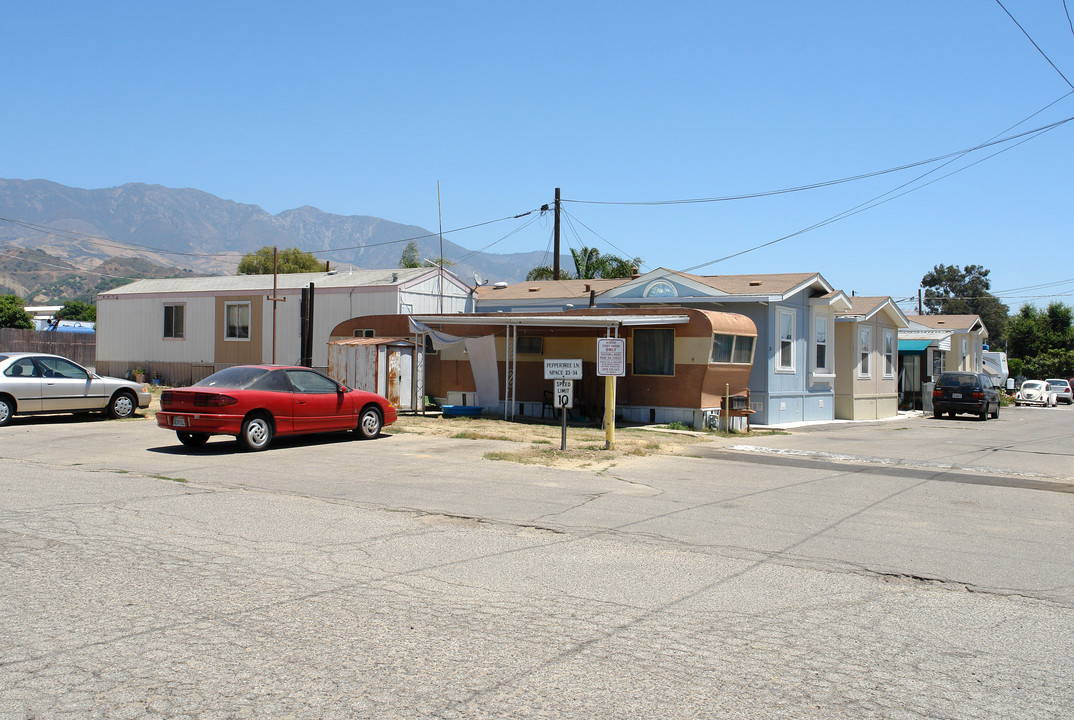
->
[553,187,561,280]
[267,246,287,364]
[918,289,923,315]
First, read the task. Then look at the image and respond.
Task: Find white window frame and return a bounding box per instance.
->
[813,314,831,375]
[776,308,795,373]
[224,301,251,341]
[163,303,185,340]
[883,328,896,379]
[859,326,872,378]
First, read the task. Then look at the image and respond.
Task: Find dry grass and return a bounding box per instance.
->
[147,388,781,469]
[390,413,774,469]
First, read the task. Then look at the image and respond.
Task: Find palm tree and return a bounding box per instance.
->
[525,246,642,281]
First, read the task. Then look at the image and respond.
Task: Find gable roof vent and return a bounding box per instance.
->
[748,280,762,287]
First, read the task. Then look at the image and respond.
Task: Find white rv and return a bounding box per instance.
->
[982,351,1009,389]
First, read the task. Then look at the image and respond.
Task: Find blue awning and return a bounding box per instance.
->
[898,339,933,354]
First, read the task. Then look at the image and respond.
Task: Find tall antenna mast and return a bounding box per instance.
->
[437,181,444,313]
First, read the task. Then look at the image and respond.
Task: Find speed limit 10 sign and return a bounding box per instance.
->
[554,379,573,409]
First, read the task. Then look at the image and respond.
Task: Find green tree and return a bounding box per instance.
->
[1023,349,1074,379]
[920,264,1009,343]
[55,300,97,322]
[237,247,324,275]
[526,265,570,281]
[0,295,33,329]
[1005,302,1074,370]
[400,241,455,269]
[525,246,642,282]
[399,241,421,268]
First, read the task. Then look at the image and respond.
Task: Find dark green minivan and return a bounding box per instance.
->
[932,372,1000,420]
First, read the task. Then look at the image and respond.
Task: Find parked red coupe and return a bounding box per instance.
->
[157,365,397,451]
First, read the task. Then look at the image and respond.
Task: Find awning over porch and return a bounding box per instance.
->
[898,339,934,354]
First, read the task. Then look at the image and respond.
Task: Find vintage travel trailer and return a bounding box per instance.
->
[329,307,758,429]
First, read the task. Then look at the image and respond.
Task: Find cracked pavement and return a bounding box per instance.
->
[1,408,1072,718]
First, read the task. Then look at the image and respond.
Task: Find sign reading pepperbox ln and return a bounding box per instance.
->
[543,359,583,379]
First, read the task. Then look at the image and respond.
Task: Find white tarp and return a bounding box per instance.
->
[464,335,500,411]
[409,317,466,350]
[410,317,499,410]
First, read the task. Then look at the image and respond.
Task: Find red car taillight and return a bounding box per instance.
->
[193,392,238,407]
[972,391,984,400]
[932,389,942,398]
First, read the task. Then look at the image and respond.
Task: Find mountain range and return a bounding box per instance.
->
[0,179,558,304]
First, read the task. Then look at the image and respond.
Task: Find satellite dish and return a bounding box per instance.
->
[473,271,487,286]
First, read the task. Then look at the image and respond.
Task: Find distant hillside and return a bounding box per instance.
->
[0,247,199,304]
[0,179,561,299]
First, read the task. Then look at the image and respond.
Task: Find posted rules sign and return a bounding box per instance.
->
[596,338,626,377]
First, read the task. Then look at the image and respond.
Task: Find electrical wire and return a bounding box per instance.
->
[0,244,154,281]
[996,0,1074,90]
[991,277,1074,294]
[682,102,1070,273]
[559,208,649,273]
[0,209,541,275]
[562,115,1073,206]
[451,212,542,265]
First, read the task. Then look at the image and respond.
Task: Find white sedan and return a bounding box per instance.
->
[0,352,151,426]
[1014,380,1058,407]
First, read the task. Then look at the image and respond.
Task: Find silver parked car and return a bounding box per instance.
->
[1045,379,1073,405]
[0,352,151,426]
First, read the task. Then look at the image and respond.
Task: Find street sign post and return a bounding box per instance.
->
[596,338,626,449]
[554,378,573,450]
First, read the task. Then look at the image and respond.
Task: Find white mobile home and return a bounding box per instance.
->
[96,267,471,384]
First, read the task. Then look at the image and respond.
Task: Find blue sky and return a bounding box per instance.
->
[3,1,1072,311]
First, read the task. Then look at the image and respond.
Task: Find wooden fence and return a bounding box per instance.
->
[0,328,96,369]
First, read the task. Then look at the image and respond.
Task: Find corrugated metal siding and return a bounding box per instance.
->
[265,288,404,366]
[98,296,217,363]
[399,275,470,314]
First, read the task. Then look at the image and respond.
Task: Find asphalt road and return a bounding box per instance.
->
[1,404,1072,719]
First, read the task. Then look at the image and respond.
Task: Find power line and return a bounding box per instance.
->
[559,208,648,272]
[681,101,1070,273]
[562,116,1074,206]
[992,277,1074,294]
[0,245,156,281]
[0,209,541,271]
[996,0,1074,90]
[451,213,542,265]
